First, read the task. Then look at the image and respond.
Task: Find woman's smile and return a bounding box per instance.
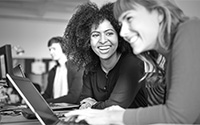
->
[98,45,112,54]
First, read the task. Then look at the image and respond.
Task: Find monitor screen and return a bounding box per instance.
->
[0,55,6,81]
[0,44,13,87]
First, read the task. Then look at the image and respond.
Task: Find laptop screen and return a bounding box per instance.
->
[6,74,59,125]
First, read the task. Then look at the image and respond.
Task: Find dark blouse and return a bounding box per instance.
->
[79,53,148,109]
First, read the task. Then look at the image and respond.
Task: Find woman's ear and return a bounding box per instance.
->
[157,8,164,24]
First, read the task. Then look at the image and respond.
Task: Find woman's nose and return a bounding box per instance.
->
[120,23,129,38]
[99,34,107,44]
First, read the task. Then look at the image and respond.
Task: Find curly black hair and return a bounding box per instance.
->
[64,2,131,72]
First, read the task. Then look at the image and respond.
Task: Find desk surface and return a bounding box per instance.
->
[0,110,70,125]
[0,104,40,125]
[0,103,76,125]
[1,114,40,125]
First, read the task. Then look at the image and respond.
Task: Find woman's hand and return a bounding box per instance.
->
[79,97,97,109]
[65,106,125,125]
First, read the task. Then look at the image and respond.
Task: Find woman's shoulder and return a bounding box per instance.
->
[174,17,200,46]
[178,17,200,32]
[120,53,143,69]
[121,53,142,63]
[172,17,200,63]
[66,60,82,72]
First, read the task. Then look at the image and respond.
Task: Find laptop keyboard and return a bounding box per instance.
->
[55,110,89,125]
[59,115,89,125]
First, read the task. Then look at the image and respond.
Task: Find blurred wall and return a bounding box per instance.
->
[0,18,67,59]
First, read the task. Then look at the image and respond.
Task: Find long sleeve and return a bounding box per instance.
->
[79,70,95,102]
[123,18,200,124]
[42,66,56,99]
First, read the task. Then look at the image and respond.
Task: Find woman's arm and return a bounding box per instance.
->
[79,71,94,103]
[123,18,200,124]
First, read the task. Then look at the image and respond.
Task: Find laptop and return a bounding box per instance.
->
[6,74,82,125]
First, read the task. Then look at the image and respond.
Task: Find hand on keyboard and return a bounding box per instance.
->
[61,115,89,125]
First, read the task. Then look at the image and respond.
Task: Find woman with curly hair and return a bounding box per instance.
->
[64,2,148,109]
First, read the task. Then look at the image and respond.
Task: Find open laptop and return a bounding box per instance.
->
[6,74,85,125]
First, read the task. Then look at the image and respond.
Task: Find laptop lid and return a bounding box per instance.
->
[13,64,26,78]
[6,73,59,125]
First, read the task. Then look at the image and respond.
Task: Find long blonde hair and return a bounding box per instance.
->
[114,0,188,83]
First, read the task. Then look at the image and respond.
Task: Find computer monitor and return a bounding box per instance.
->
[0,44,13,87]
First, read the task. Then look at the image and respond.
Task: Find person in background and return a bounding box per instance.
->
[42,36,83,104]
[64,2,147,109]
[64,0,200,124]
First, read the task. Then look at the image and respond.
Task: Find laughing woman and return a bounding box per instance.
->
[63,2,148,109]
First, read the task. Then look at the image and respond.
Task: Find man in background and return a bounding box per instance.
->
[42,36,83,104]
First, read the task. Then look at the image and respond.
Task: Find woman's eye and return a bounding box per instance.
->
[91,33,99,38]
[126,16,133,22]
[106,32,114,36]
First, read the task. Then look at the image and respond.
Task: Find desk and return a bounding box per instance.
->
[0,104,40,124]
[0,103,76,125]
[0,110,71,125]
[0,114,40,125]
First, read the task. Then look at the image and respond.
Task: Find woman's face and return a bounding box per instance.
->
[118,3,163,55]
[90,19,118,60]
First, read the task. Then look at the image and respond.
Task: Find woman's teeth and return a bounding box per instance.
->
[98,46,110,53]
[99,46,110,50]
[130,35,139,44]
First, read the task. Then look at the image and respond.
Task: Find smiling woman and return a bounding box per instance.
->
[64,2,148,109]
